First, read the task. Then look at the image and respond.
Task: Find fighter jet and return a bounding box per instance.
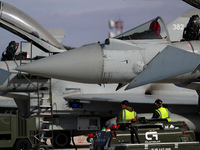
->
[1,2,200,148]
[15,2,200,92]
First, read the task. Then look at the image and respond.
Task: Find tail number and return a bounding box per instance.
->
[173,24,184,30]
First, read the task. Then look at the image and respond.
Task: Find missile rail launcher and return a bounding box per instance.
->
[90,118,200,150]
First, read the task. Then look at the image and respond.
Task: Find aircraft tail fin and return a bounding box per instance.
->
[167,8,200,42]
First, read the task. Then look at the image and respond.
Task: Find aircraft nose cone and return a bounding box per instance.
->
[16,44,104,83]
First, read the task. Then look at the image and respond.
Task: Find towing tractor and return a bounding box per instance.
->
[0,111,49,150]
[90,118,200,150]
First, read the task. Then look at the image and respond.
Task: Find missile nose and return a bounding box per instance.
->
[16,44,104,83]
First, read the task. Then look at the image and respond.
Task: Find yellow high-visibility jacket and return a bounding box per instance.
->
[122,109,137,123]
[156,107,171,122]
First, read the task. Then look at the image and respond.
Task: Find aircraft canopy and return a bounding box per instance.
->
[115,17,169,41]
[0,2,65,53]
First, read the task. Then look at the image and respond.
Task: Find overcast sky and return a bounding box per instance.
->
[0,0,193,52]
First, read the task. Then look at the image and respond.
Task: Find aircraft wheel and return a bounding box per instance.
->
[14,139,30,150]
[53,132,71,148]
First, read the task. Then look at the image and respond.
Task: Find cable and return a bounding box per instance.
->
[71,130,77,150]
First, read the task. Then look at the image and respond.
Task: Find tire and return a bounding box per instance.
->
[53,132,71,148]
[14,139,30,150]
[33,144,49,150]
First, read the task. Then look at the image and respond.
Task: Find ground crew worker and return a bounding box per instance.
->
[117,100,138,123]
[152,99,171,122]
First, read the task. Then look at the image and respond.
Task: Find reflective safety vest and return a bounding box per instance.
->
[122,109,137,123]
[156,107,171,122]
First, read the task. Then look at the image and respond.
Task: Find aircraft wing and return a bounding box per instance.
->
[64,93,197,105]
[125,46,200,90]
[183,0,200,9]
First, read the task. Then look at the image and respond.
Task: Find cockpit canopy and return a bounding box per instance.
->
[115,17,169,41]
[0,2,65,53]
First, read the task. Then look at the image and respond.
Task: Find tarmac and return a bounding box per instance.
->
[50,136,90,150]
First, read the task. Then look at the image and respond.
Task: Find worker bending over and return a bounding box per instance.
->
[152,99,171,122]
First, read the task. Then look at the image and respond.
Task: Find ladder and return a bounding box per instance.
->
[18,41,54,149]
[37,76,54,149]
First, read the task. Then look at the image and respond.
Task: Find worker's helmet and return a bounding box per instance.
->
[122,100,130,106]
[154,99,162,105]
